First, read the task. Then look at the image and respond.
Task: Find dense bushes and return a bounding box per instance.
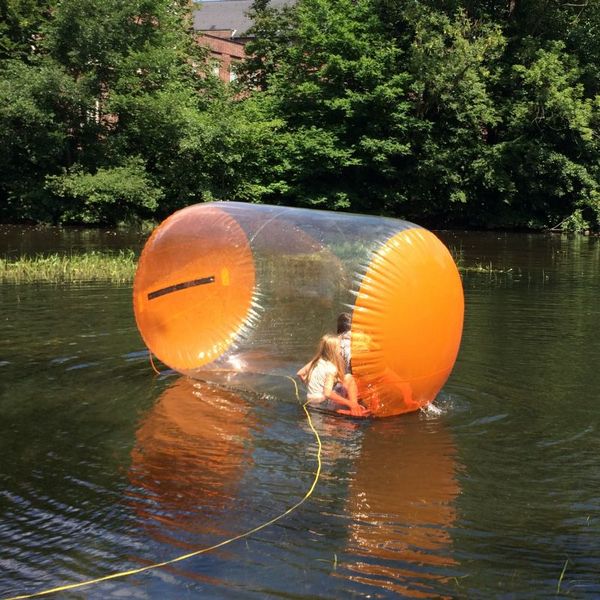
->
[0,0,598,231]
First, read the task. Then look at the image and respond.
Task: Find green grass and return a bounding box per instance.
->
[458,261,513,274]
[0,250,137,283]
[1,247,509,284]
[450,246,513,275]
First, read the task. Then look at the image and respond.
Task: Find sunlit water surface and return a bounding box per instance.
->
[1,229,599,599]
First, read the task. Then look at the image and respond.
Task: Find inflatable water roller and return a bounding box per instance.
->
[133,202,463,417]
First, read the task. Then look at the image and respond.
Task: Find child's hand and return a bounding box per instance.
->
[337,402,371,418]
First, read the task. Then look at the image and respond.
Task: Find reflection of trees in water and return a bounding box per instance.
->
[251,250,354,363]
[239,211,361,363]
[127,377,255,545]
[339,417,460,598]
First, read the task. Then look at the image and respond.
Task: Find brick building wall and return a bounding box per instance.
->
[198,32,246,82]
[194,0,293,83]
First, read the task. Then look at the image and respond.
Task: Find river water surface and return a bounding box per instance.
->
[1,228,599,599]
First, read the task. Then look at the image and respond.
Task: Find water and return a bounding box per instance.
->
[1,229,599,599]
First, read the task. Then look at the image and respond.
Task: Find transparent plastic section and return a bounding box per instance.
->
[133,202,464,417]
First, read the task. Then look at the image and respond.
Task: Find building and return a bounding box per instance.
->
[194,0,292,82]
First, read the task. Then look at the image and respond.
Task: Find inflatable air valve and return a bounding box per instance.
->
[133,202,464,417]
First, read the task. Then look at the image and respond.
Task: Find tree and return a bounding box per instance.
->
[240,0,506,222]
[0,59,86,222]
[491,41,600,228]
[0,0,219,224]
[2,0,599,229]
[240,0,422,214]
[0,0,54,61]
[238,0,599,229]
[45,158,162,225]
[399,6,506,224]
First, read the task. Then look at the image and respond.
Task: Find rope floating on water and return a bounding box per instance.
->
[148,350,163,375]
[5,376,321,600]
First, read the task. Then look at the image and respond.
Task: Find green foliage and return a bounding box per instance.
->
[1,0,599,230]
[239,0,423,213]
[0,0,215,224]
[559,209,591,234]
[43,0,205,90]
[179,95,289,203]
[45,158,162,225]
[400,7,506,221]
[238,0,298,89]
[234,0,600,229]
[0,0,53,61]
[0,250,137,283]
[486,40,600,227]
[0,57,92,221]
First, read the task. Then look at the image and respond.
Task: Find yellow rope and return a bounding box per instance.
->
[5,376,321,600]
[148,350,162,375]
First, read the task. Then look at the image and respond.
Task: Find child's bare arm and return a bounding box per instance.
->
[296,362,310,383]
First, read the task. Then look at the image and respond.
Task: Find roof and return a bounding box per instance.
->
[193,0,293,37]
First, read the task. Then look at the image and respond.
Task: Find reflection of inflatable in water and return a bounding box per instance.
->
[340,417,459,597]
[133,203,464,417]
[128,377,254,541]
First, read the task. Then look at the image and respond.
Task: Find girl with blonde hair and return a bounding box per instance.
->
[297,334,368,417]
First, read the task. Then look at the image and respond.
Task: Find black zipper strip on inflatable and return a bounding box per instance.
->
[147,276,216,300]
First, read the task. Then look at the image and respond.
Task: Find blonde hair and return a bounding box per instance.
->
[306,334,345,384]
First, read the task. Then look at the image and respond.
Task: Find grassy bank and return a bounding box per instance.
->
[1,248,507,284]
[450,245,512,275]
[457,261,512,274]
[0,250,137,283]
